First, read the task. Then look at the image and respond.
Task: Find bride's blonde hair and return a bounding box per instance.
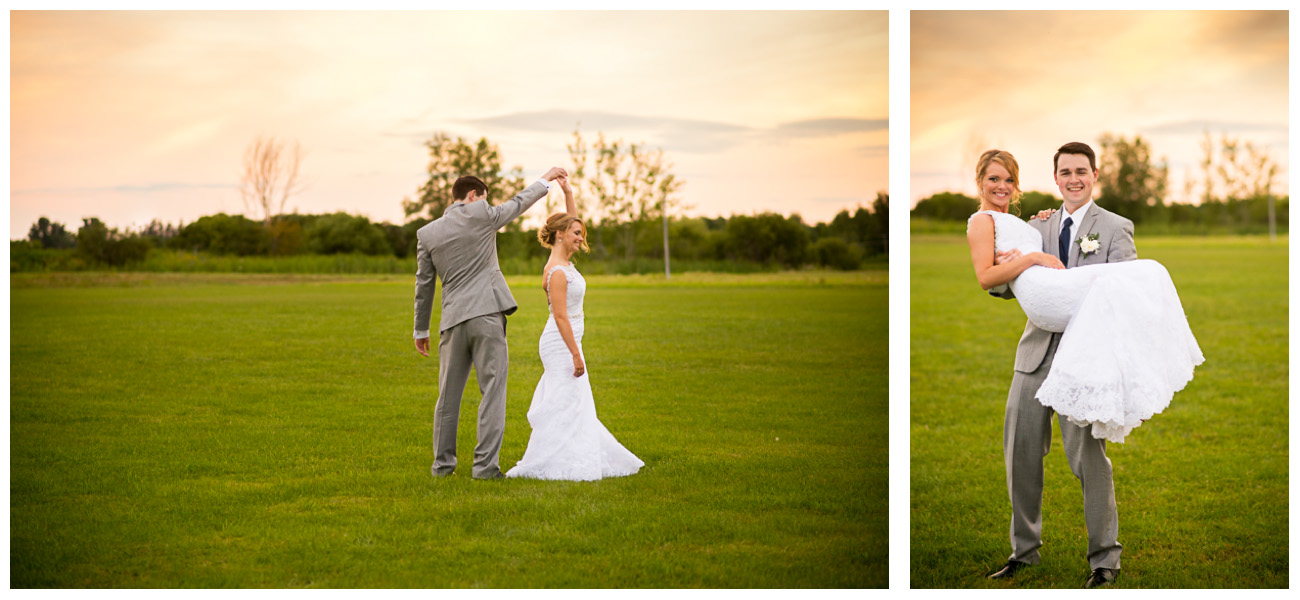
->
[538,213,589,253]
[976,149,1023,215]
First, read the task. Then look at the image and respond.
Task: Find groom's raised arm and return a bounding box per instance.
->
[486,167,568,230]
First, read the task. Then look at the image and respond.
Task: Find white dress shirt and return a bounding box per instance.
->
[1059,199,1094,260]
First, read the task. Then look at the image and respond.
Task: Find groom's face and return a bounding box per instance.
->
[1054,153,1096,210]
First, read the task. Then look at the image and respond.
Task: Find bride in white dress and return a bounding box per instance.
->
[506,176,644,481]
[966,151,1204,443]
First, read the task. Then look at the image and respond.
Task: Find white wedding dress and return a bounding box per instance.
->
[971,210,1205,443]
[506,264,644,480]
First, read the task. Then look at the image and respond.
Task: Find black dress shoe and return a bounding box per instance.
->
[987,560,1029,579]
[1083,567,1119,588]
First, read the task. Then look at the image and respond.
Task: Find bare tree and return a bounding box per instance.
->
[566,128,686,265]
[241,136,305,229]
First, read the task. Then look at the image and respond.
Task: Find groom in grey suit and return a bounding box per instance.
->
[413,167,567,479]
[987,142,1134,588]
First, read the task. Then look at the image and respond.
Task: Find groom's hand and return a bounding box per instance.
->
[415,337,430,357]
[542,167,569,182]
[995,249,1022,265]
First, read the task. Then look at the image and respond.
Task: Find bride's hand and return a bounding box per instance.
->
[1033,252,1065,269]
[558,176,573,195]
[572,352,585,377]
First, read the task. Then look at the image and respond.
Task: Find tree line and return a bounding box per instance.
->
[912,132,1287,235]
[12,202,887,273]
[13,129,885,273]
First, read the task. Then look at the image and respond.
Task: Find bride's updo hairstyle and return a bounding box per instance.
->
[538,213,590,253]
[976,149,1023,215]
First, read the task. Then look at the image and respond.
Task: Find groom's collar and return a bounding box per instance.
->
[1060,199,1095,225]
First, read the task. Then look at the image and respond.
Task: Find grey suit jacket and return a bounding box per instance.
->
[413,181,550,334]
[991,204,1136,372]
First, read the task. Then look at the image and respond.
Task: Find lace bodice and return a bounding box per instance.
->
[544,263,585,320]
[967,210,1043,256]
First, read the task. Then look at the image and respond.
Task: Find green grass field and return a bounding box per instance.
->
[911,234,1288,588]
[10,269,887,588]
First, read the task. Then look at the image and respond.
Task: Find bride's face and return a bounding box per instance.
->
[561,221,586,253]
[980,162,1016,211]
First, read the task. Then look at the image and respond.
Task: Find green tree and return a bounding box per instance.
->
[1097,133,1168,224]
[869,192,888,255]
[1018,191,1058,218]
[403,132,526,223]
[28,217,76,249]
[138,219,180,247]
[75,218,150,267]
[810,236,862,270]
[305,213,390,255]
[170,213,270,256]
[724,213,809,268]
[910,192,978,221]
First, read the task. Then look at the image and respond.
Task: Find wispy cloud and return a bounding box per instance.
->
[855,144,889,157]
[1140,120,1288,136]
[773,118,888,137]
[451,110,885,153]
[12,182,237,195]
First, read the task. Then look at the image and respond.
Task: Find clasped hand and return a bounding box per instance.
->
[995,249,1064,269]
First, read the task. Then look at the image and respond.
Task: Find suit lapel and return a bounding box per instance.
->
[1072,207,1101,267]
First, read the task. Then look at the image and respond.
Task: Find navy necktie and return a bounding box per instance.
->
[1058,216,1073,265]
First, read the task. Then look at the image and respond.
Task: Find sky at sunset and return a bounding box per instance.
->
[9,10,888,239]
[911,10,1288,207]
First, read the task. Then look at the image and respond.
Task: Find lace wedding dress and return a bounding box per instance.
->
[970,210,1205,442]
[506,264,644,480]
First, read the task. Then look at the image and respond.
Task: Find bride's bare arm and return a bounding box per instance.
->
[967,213,1064,290]
[559,176,577,217]
[546,269,586,377]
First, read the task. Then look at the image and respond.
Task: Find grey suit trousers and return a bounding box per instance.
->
[432,312,509,479]
[1005,333,1122,570]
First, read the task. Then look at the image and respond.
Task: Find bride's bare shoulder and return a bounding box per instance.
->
[967,211,995,238]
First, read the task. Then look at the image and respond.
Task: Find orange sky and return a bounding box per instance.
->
[911,11,1288,206]
[9,10,887,239]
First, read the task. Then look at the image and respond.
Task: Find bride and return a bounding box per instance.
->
[506,176,644,480]
[966,149,1204,442]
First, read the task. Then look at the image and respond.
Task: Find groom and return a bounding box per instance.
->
[412,167,567,479]
[988,142,1135,588]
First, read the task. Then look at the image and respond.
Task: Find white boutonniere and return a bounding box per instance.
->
[1077,233,1101,256]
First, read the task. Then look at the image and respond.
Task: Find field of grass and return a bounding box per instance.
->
[10,269,887,588]
[910,234,1288,588]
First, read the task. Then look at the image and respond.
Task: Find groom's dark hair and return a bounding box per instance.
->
[453,176,488,201]
[1054,142,1097,172]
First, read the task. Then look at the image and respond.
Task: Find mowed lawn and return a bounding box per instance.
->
[911,234,1288,588]
[10,270,887,588]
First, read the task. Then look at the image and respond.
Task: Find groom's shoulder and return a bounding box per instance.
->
[1092,204,1134,229]
[1027,214,1050,233]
